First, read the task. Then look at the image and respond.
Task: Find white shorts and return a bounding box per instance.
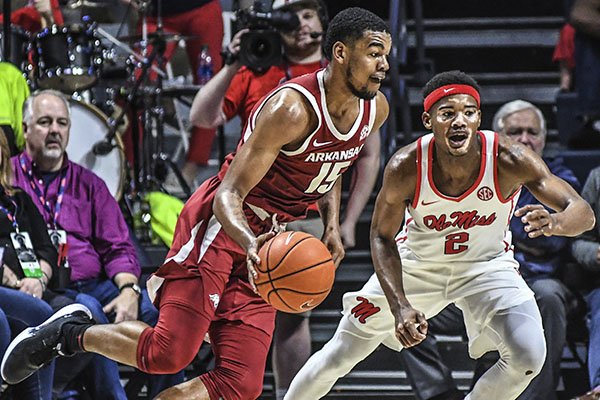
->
[341,251,534,358]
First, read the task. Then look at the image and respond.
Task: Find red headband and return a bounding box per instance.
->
[423,84,480,112]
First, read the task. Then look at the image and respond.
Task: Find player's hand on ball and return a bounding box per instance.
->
[246,231,276,293]
[395,307,427,348]
[321,229,345,268]
[515,204,556,238]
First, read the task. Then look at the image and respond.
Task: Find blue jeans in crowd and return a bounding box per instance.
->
[0,286,55,400]
[63,278,184,398]
[587,288,600,388]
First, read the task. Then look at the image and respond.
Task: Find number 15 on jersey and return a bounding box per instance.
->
[305,161,352,194]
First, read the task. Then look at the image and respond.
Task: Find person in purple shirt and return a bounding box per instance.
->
[12,89,183,398]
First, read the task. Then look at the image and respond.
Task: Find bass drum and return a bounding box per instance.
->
[66,100,125,199]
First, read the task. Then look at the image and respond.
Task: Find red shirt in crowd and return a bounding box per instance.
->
[223,60,325,124]
[1,0,64,33]
[553,23,576,70]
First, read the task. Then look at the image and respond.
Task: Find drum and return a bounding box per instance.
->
[0,25,31,72]
[67,100,125,199]
[33,24,103,93]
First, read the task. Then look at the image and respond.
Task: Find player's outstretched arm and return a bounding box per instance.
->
[499,137,595,238]
[370,144,427,348]
[214,89,317,278]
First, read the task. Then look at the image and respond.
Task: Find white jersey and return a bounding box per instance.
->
[397,130,521,263]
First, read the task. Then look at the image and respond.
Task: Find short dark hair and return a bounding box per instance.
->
[422,70,481,99]
[323,7,389,61]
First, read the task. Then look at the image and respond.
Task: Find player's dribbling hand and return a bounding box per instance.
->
[322,229,345,268]
[515,204,556,238]
[395,307,428,348]
[246,231,276,293]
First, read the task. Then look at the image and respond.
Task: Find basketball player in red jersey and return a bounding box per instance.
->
[285,70,595,400]
[189,1,381,397]
[1,7,391,400]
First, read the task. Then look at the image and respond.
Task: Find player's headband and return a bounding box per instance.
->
[423,84,480,112]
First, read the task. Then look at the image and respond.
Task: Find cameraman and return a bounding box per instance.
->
[189,1,380,398]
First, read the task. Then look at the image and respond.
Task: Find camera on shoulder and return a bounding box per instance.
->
[236,0,300,72]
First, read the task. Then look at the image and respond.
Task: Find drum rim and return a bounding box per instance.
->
[36,23,94,38]
[67,99,126,200]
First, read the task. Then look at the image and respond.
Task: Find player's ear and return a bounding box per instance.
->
[422,112,432,130]
[332,41,346,64]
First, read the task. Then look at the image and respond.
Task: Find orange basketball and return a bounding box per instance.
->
[255,231,335,313]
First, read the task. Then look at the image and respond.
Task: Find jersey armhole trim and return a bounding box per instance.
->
[242,83,322,157]
[493,131,522,203]
[411,137,424,209]
[367,97,377,132]
[279,83,322,156]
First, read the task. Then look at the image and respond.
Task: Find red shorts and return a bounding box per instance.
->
[139,177,277,398]
[152,176,276,329]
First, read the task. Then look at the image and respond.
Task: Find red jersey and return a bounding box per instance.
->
[217,69,377,221]
[1,0,64,33]
[223,60,325,124]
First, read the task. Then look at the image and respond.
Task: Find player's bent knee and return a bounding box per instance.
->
[513,336,546,377]
[138,316,206,374]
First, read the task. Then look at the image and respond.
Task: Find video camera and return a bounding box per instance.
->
[236,1,300,72]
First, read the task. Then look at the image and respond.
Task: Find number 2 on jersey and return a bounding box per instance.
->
[305,161,352,194]
[444,232,470,254]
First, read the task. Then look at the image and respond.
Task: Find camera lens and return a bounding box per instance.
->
[239,30,283,73]
[251,38,272,58]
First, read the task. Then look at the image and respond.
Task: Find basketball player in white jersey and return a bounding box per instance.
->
[284,70,595,400]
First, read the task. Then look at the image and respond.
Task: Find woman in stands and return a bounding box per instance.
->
[0,128,57,400]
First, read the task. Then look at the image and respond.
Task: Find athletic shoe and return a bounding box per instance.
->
[1,304,93,385]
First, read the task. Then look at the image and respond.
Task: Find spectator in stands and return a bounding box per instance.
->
[0,62,29,155]
[490,100,580,399]
[553,23,576,92]
[568,0,600,148]
[571,166,600,399]
[189,1,380,397]
[12,89,184,398]
[399,99,581,400]
[0,126,57,400]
